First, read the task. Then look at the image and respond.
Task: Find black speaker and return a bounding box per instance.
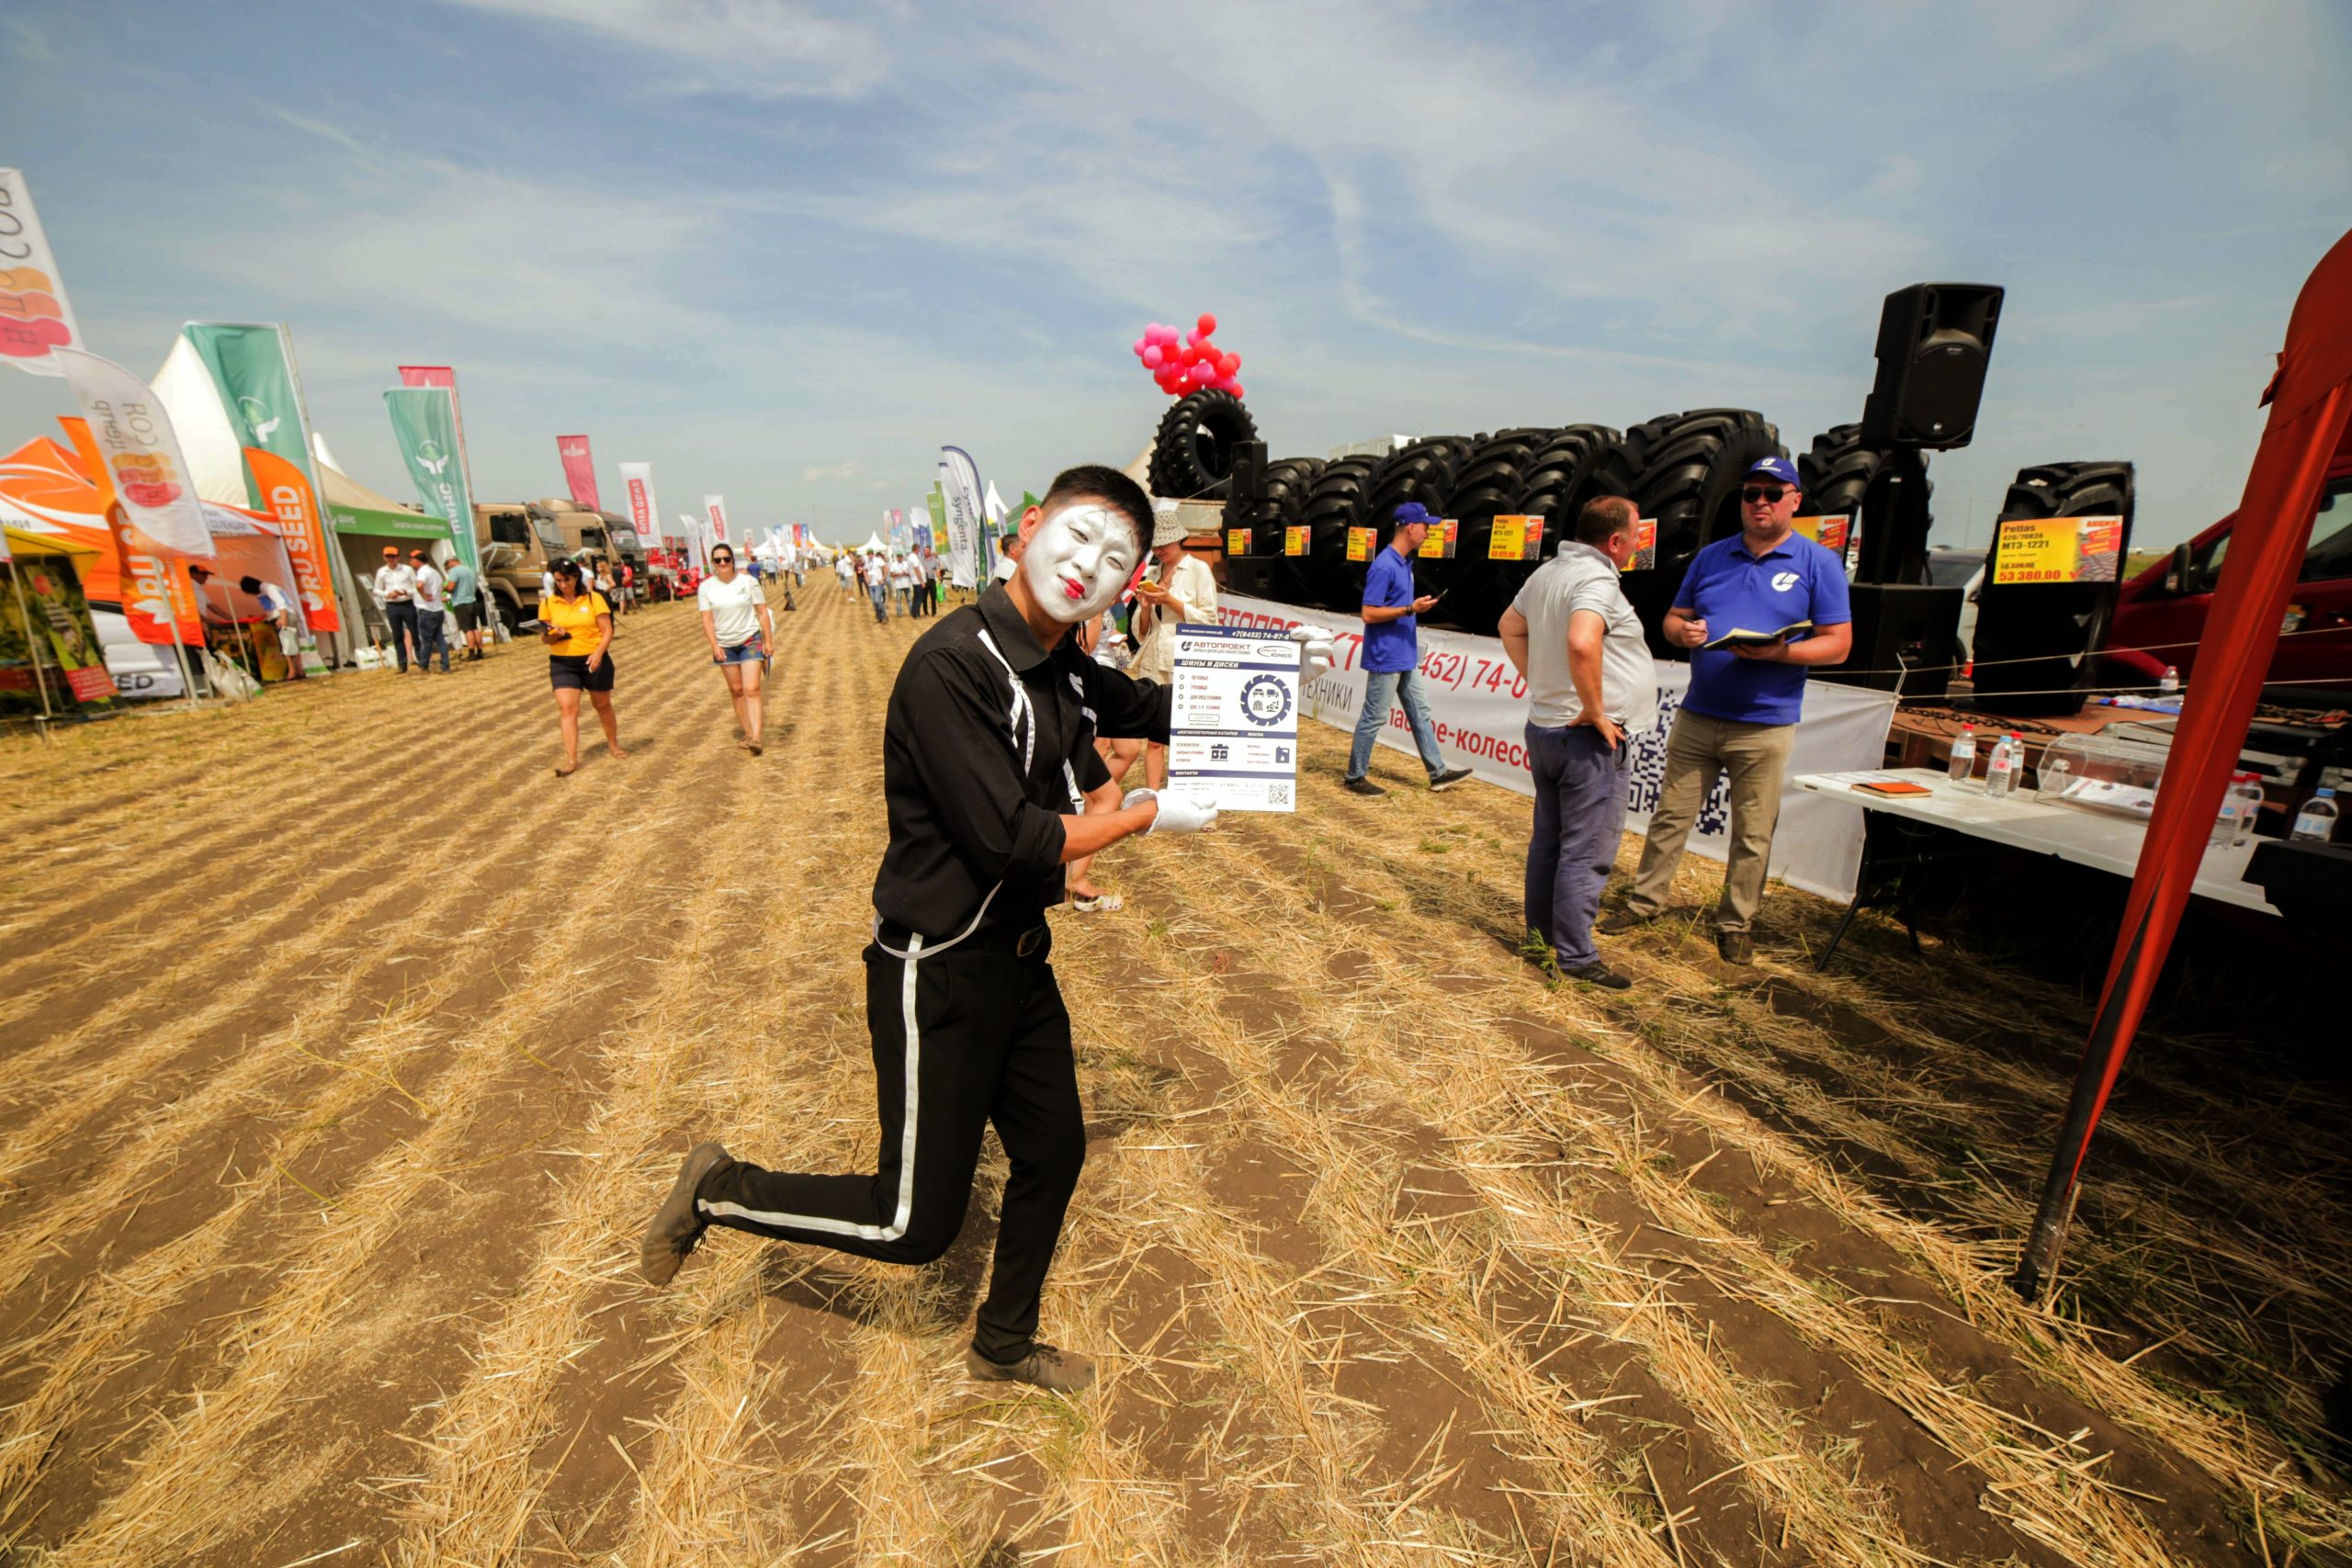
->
[1227,441,1266,513]
[1859,283,2004,449]
[1815,583,1964,701]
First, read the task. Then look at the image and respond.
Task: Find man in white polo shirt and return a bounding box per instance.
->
[1498,496,1655,988]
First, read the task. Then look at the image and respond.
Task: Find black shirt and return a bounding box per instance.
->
[874,585,1172,939]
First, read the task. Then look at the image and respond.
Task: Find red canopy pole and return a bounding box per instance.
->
[2015,229,2352,1300]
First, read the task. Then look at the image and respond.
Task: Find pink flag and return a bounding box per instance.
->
[556,434,599,511]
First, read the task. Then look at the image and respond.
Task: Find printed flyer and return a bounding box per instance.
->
[1166,624,1300,813]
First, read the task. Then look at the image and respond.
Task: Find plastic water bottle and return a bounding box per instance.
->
[2292,787,2338,843]
[1948,726,1977,785]
[2159,666,2180,695]
[2231,774,2264,846]
[1985,734,2019,798]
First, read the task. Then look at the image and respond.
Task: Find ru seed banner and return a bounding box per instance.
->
[243,446,340,632]
[181,323,318,501]
[384,387,478,573]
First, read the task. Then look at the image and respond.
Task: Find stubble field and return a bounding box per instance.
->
[0,580,2345,1566]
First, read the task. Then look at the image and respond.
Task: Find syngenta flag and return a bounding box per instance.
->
[940,446,985,589]
[702,494,730,543]
[557,434,599,511]
[182,323,314,500]
[385,387,479,573]
[0,171,86,375]
[618,461,660,539]
[53,350,213,557]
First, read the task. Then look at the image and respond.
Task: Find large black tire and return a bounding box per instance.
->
[1310,436,1475,610]
[1148,390,1260,500]
[1423,428,1561,630]
[1298,455,1381,611]
[1972,461,2135,716]
[1223,456,1324,602]
[1601,409,1784,654]
[1434,424,1629,635]
[1797,423,1930,581]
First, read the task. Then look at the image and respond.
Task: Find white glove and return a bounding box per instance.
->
[1289,624,1335,680]
[1124,787,1219,835]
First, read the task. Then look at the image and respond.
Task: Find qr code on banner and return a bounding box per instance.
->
[1267,783,1292,807]
[1623,694,1732,835]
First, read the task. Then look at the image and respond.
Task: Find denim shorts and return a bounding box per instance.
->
[718,636,767,665]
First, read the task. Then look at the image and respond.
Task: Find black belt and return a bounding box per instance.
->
[876,917,1051,959]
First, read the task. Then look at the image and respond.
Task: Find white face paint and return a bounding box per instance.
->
[1019,502,1139,623]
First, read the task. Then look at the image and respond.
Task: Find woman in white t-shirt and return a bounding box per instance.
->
[696,544,777,754]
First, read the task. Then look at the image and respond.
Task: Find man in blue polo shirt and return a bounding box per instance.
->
[1345,502,1476,796]
[1600,457,1851,964]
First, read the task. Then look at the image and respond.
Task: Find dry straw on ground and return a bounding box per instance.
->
[0,583,2342,1566]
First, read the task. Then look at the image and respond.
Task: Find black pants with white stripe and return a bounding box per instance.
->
[692,930,1085,1365]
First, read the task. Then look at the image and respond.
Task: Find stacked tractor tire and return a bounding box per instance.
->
[1212,398,1791,650]
[1973,461,2135,715]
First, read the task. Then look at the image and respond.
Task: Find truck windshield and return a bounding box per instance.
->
[2300,479,2352,583]
[532,518,566,555]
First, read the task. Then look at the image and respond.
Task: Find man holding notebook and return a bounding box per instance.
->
[1601,457,1850,964]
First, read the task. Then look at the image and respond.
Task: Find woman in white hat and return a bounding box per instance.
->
[1125,512,1219,788]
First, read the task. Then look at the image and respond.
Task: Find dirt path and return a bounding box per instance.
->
[0,582,2342,1566]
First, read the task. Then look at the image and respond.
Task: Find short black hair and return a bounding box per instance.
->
[238,575,262,594]
[1575,495,1639,547]
[1041,465,1152,558]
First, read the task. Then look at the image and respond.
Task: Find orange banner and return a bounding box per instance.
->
[243,446,340,632]
[65,417,200,645]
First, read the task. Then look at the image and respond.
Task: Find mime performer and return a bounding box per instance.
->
[639,465,1332,1392]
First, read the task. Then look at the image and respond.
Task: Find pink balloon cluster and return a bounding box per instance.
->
[1131,312,1244,400]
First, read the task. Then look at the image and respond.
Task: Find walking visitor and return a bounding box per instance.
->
[1345,502,1475,796]
[697,545,776,756]
[539,558,627,776]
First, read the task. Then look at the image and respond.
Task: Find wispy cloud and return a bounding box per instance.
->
[428,0,889,97]
[803,458,862,479]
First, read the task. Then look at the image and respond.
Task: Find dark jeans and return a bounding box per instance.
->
[414,604,451,671]
[869,581,888,624]
[693,933,1085,1364]
[382,600,420,671]
[1525,722,1630,969]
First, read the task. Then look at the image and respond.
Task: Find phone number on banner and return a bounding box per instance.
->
[1416,649,1529,701]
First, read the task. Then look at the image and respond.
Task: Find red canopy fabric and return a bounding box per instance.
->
[2017,228,2352,1297]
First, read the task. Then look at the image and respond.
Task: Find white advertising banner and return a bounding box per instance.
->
[1217,592,1895,901]
[0,170,86,375]
[53,349,215,558]
[1167,624,1301,812]
[940,447,986,590]
[619,461,660,547]
[702,493,730,545]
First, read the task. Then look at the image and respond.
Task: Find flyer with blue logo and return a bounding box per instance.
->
[1167,624,1300,812]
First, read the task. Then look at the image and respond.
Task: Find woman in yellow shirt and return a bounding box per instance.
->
[540,558,628,775]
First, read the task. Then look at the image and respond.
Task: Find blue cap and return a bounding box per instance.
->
[1745,456,1800,488]
[1392,502,1438,526]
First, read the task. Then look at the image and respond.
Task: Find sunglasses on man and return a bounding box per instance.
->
[1741,485,1792,505]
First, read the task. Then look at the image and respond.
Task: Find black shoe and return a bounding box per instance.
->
[1595,907,1650,936]
[1342,776,1387,796]
[965,1341,1096,1393]
[639,1141,729,1285]
[1715,931,1754,965]
[1429,766,1476,792]
[1559,960,1633,990]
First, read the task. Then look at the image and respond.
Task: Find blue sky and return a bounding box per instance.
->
[2,0,2345,548]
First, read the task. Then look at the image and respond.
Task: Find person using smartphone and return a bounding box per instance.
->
[1344,502,1475,796]
[539,558,627,776]
[1126,512,1220,788]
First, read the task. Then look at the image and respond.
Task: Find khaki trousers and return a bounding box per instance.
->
[1624,709,1795,933]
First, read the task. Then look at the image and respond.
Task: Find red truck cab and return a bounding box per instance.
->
[2105,446,2352,691]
